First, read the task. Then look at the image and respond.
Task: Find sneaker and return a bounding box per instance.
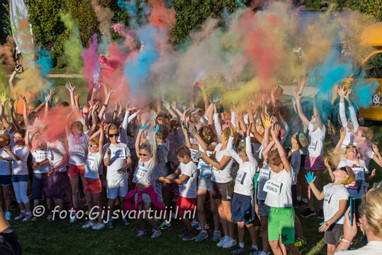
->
[31,216,38,222]
[22,213,32,222]
[295,237,306,247]
[222,237,237,249]
[182,231,196,241]
[231,245,245,254]
[70,214,76,223]
[4,211,11,221]
[195,231,208,242]
[137,229,146,237]
[301,208,316,218]
[196,223,210,230]
[82,221,95,229]
[191,219,199,229]
[159,221,172,231]
[217,236,228,247]
[249,246,259,255]
[121,218,130,227]
[15,212,25,220]
[151,229,161,239]
[47,214,53,223]
[212,231,221,242]
[92,222,105,230]
[107,219,114,229]
[178,229,188,238]
[317,209,324,219]
[258,251,271,255]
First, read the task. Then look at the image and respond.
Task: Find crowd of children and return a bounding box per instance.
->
[0,71,381,255]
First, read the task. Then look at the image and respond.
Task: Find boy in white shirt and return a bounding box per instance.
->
[104,124,132,229]
[158,145,198,241]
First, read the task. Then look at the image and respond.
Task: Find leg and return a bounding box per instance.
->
[246,223,258,246]
[221,200,234,238]
[92,193,102,222]
[327,244,336,255]
[70,177,79,209]
[107,198,115,220]
[196,189,207,231]
[216,198,228,236]
[237,221,245,244]
[210,192,220,231]
[314,171,323,210]
[295,215,304,239]
[2,186,10,212]
[143,202,158,229]
[285,244,300,255]
[19,181,31,212]
[260,216,269,253]
[269,240,283,255]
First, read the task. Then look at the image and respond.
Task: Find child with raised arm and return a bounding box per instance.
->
[294,92,326,219]
[305,166,354,255]
[337,86,359,149]
[4,130,32,221]
[82,123,106,230]
[158,145,198,241]
[25,130,52,221]
[126,123,161,238]
[0,134,13,220]
[263,125,300,255]
[230,124,259,255]
[104,124,132,229]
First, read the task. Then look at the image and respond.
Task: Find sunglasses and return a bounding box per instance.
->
[339,167,349,175]
[345,145,357,150]
[139,153,148,157]
[73,123,83,128]
[88,144,97,147]
[109,133,119,137]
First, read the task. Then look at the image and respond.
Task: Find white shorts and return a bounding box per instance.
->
[107,178,128,199]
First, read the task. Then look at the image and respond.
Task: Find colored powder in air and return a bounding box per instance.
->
[60,12,84,72]
[82,34,100,85]
[353,76,380,108]
[36,48,53,77]
[91,0,114,38]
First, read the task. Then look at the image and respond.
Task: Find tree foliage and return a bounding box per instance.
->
[348,0,382,21]
[0,0,11,44]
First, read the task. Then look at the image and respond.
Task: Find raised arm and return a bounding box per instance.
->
[324,158,335,182]
[294,91,310,126]
[213,105,222,139]
[271,124,290,171]
[25,129,32,150]
[312,95,323,130]
[198,81,209,112]
[338,86,348,128]
[344,89,359,131]
[306,173,325,200]
[334,128,346,155]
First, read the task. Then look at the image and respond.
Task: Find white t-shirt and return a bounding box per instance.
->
[179,161,198,199]
[104,143,131,181]
[257,163,271,201]
[85,152,102,179]
[335,241,382,255]
[212,141,233,183]
[32,149,49,174]
[231,137,258,196]
[323,183,349,224]
[0,149,11,175]
[265,168,293,208]
[11,145,29,175]
[338,159,369,197]
[308,122,326,158]
[47,141,67,172]
[68,133,89,166]
[133,158,155,186]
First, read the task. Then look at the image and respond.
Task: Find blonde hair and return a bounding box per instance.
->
[361,183,382,238]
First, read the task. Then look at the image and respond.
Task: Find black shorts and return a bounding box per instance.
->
[324,224,343,245]
[212,181,233,201]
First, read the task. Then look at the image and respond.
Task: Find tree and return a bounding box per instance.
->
[0,0,11,44]
[171,0,252,44]
[348,0,382,21]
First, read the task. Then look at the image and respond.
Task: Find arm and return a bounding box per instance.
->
[98,124,105,156]
[249,107,263,143]
[159,169,181,184]
[312,95,323,130]
[3,146,21,161]
[307,177,325,200]
[245,128,256,165]
[294,91,310,126]
[271,125,290,172]
[9,100,22,130]
[152,128,158,165]
[25,129,32,150]
[262,140,275,162]
[8,70,17,92]
[103,147,111,167]
[338,86,348,128]
[344,88,359,131]
[120,106,131,144]
[213,108,221,139]
[324,158,335,182]
[334,128,346,154]
[198,81,209,112]
[335,207,358,252]
[371,144,382,168]
[21,96,30,127]
[181,124,198,150]
[319,200,347,232]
